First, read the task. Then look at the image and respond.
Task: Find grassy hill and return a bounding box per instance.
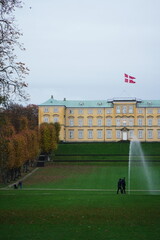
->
[53,142,160,161]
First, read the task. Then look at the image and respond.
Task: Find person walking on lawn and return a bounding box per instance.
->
[117,178,122,194]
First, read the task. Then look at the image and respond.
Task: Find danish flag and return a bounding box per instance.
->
[124,73,136,83]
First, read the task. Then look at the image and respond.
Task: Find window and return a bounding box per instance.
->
[129,118,134,126]
[129,130,134,139]
[147,108,153,114]
[69,109,74,114]
[138,130,143,139]
[138,118,143,126]
[106,109,112,114]
[97,118,102,126]
[158,130,160,139]
[97,109,102,114]
[129,106,133,113]
[122,106,127,114]
[43,116,49,123]
[122,118,127,126]
[78,118,83,126]
[116,106,120,114]
[44,107,49,113]
[88,130,93,139]
[53,107,58,113]
[106,118,112,126]
[157,108,160,114]
[148,118,153,126]
[97,130,103,139]
[138,108,143,114]
[158,118,160,126]
[78,130,84,139]
[78,109,83,114]
[53,116,59,123]
[116,130,121,139]
[116,118,121,126]
[106,130,112,139]
[69,118,74,126]
[88,109,93,114]
[147,130,153,139]
[69,130,74,139]
[88,118,93,126]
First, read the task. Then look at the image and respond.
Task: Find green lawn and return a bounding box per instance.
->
[1,141,160,240]
[21,162,160,193]
[0,190,160,240]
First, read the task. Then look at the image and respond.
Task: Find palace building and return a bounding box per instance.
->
[38,96,160,142]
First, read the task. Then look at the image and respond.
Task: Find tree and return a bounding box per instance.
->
[0,0,29,105]
[39,123,58,155]
[53,122,61,143]
[4,103,38,132]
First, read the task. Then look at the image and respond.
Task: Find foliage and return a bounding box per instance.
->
[0,0,29,105]
[54,122,61,143]
[4,103,38,132]
[0,104,61,183]
[39,123,58,154]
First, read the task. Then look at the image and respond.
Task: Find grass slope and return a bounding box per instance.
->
[55,142,160,155]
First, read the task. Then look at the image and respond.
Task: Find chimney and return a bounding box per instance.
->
[64,98,66,101]
[51,95,53,99]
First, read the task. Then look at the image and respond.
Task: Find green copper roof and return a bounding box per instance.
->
[39,98,160,108]
[137,100,160,108]
[39,98,112,108]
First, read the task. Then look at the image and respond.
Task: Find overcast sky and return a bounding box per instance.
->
[15,0,160,105]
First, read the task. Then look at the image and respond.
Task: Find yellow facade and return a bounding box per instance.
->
[38,97,160,142]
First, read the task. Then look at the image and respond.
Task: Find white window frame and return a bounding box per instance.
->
[69,109,74,114]
[122,118,127,126]
[116,130,121,139]
[138,108,143,114]
[78,118,84,126]
[97,118,102,126]
[129,118,134,126]
[116,118,121,126]
[97,109,102,114]
[88,109,93,114]
[88,130,93,139]
[148,118,153,126]
[97,130,103,139]
[106,130,112,139]
[157,108,160,114]
[129,106,133,113]
[43,116,49,123]
[69,118,74,126]
[44,107,49,113]
[129,130,134,139]
[122,106,127,114]
[116,106,121,114]
[78,130,84,139]
[147,130,153,139]
[88,118,93,127]
[106,108,112,114]
[78,109,83,114]
[53,107,58,113]
[53,116,59,123]
[147,108,153,114]
[69,130,74,139]
[106,118,112,126]
[158,118,160,126]
[138,118,143,126]
[138,130,143,139]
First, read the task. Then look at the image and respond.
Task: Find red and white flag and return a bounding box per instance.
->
[124,73,136,83]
